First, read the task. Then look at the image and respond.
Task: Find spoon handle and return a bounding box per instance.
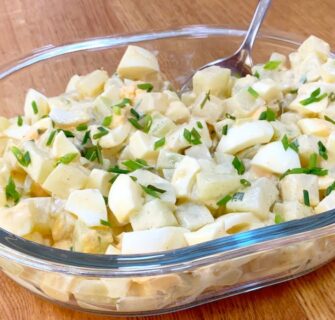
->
[239,0,272,52]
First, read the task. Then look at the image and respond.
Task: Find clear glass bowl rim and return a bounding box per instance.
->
[1,25,334,277]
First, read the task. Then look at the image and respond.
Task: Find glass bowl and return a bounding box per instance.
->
[1,25,335,316]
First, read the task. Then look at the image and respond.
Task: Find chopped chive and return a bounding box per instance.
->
[326,181,335,196]
[58,129,75,138]
[130,108,141,120]
[113,98,132,108]
[324,115,335,125]
[57,153,78,165]
[100,219,112,228]
[128,113,152,133]
[128,118,142,130]
[225,113,236,120]
[222,124,228,135]
[281,134,289,150]
[240,179,251,187]
[46,130,57,146]
[232,156,245,175]
[122,159,149,171]
[31,100,38,114]
[196,121,203,129]
[141,114,152,133]
[82,145,102,164]
[93,127,109,140]
[289,140,299,153]
[154,137,165,150]
[248,86,259,98]
[254,71,260,79]
[141,184,165,198]
[113,106,121,115]
[108,165,130,174]
[5,177,20,204]
[259,108,276,121]
[76,123,88,131]
[109,174,119,184]
[280,167,328,179]
[200,90,211,109]
[216,194,232,206]
[137,83,153,92]
[308,153,318,169]
[102,116,113,127]
[11,147,31,167]
[17,116,23,127]
[300,88,327,105]
[289,89,298,94]
[303,189,310,206]
[264,60,281,70]
[274,213,284,224]
[96,144,103,164]
[329,92,335,102]
[318,141,328,160]
[82,130,90,145]
[183,128,202,145]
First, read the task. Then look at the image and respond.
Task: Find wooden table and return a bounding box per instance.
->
[1,0,335,319]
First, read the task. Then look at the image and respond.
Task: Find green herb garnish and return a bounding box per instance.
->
[11,147,31,167]
[17,116,23,127]
[102,116,113,127]
[222,124,228,135]
[82,130,90,145]
[154,137,165,150]
[113,98,132,108]
[200,90,211,109]
[308,153,318,169]
[31,100,38,114]
[225,113,236,120]
[196,121,203,129]
[259,108,276,121]
[216,195,232,207]
[281,135,299,152]
[324,115,335,125]
[248,86,259,98]
[329,92,335,102]
[326,181,335,196]
[100,219,112,228]
[122,159,149,171]
[254,71,260,79]
[5,177,20,204]
[240,179,251,187]
[141,184,166,198]
[108,166,130,174]
[183,128,202,145]
[281,135,289,150]
[57,153,77,165]
[274,213,284,224]
[280,167,328,179]
[232,156,245,175]
[264,60,281,70]
[128,113,152,133]
[300,88,327,106]
[303,189,310,206]
[76,123,88,131]
[82,145,102,164]
[93,127,109,140]
[137,83,153,92]
[59,129,75,138]
[46,130,57,146]
[318,141,328,160]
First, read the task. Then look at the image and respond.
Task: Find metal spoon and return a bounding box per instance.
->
[180,0,272,93]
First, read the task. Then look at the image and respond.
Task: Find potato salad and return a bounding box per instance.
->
[0,36,335,255]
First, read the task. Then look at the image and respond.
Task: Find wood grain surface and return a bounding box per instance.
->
[0,0,335,319]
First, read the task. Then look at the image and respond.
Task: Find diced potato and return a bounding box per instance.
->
[42,164,88,199]
[24,89,49,124]
[165,101,190,123]
[251,141,301,174]
[121,227,187,254]
[220,212,260,234]
[52,130,79,158]
[252,79,282,102]
[72,279,111,305]
[175,202,214,231]
[315,192,335,214]
[148,112,176,137]
[130,199,177,231]
[0,117,10,132]
[194,171,240,205]
[76,70,108,98]
[128,130,157,160]
[65,189,107,227]
[4,124,31,140]
[297,135,319,166]
[297,35,330,62]
[216,120,274,154]
[171,156,200,198]
[279,174,319,206]
[297,118,333,137]
[65,74,81,93]
[105,244,120,254]
[130,169,176,206]
[73,220,113,253]
[51,211,76,242]
[20,141,55,184]
[40,273,75,302]
[156,150,184,169]
[117,45,160,80]
[135,92,169,114]
[185,144,211,160]
[97,123,131,148]
[273,201,313,221]
[101,278,131,299]
[321,58,335,83]
[85,169,112,197]
[192,66,232,98]
[191,93,225,124]
[226,178,279,219]
[184,220,225,246]
[108,174,143,224]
